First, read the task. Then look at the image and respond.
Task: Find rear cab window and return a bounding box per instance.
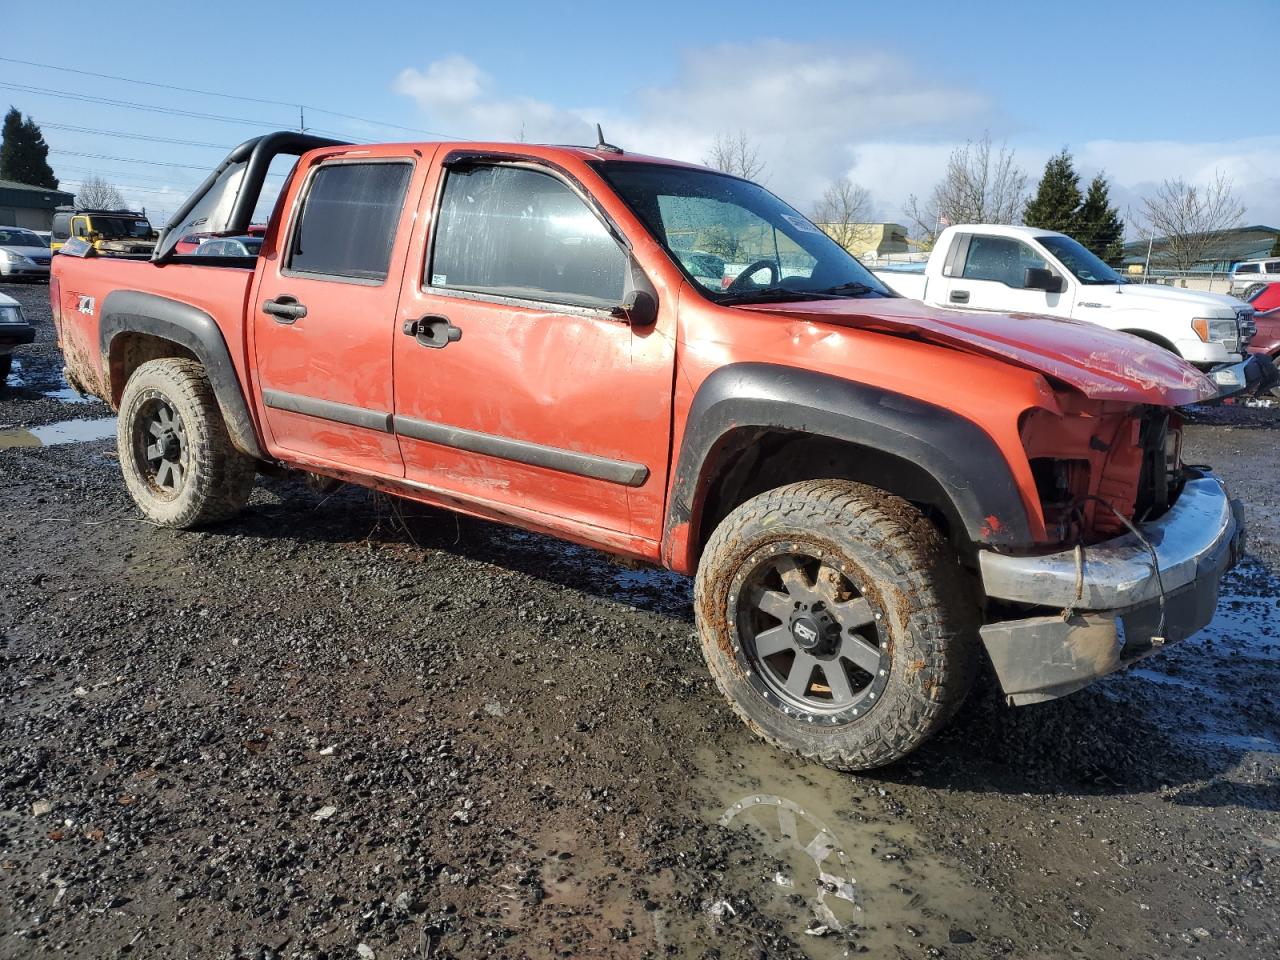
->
[427,163,629,309]
[286,161,413,283]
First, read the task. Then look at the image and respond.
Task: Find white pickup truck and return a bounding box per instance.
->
[872,225,1258,390]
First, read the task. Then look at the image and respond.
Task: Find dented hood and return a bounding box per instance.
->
[743,297,1217,405]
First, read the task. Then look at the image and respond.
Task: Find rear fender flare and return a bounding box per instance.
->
[99,289,265,459]
[665,363,1034,567]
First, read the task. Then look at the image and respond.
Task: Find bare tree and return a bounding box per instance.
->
[75,175,125,210]
[704,131,766,181]
[905,134,1027,246]
[1138,172,1245,273]
[812,177,873,251]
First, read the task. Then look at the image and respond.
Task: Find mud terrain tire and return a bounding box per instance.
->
[117,358,255,528]
[694,479,979,771]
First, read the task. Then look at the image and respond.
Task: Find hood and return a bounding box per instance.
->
[742,297,1217,405]
[0,291,17,308]
[1103,282,1244,316]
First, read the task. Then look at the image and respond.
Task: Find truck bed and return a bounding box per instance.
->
[53,257,256,404]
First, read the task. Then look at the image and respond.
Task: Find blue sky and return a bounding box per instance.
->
[5,0,1278,230]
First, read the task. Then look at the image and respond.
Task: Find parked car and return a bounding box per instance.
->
[50,207,156,258]
[1246,283,1280,366]
[1230,257,1280,294]
[174,224,268,255]
[0,226,53,280]
[194,236,263,257]
[0,290,36,382]
[674,249,726,290]
[51,131,1243,771]
[871,225,1260,394]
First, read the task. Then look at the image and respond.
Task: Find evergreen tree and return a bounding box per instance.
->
[0,107,58,189]
[1076,173,1125,264]
[1270,233,1280,257]
[1023,148,1081,233]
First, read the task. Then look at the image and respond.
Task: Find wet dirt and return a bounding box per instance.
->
[1,280,1277,958]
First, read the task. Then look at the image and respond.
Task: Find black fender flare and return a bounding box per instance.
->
[99,290,266,460]
[667,363,1034,555]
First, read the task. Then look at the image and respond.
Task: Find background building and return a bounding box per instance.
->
[1121,224,1280,275]
[0,178,76,231]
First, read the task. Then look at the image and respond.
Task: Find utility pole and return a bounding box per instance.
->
[299,106,306,133]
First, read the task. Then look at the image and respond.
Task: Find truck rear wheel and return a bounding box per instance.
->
[117,358,256,528]
[694,480,979,771]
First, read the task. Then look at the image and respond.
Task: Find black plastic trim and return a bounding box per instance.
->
[669,363,1033,549]
[99,290,266,459]
[394,415,649,487]
[262,389,393,433]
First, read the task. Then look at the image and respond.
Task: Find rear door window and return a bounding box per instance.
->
[429,164,627,308]
[287,161,413,282]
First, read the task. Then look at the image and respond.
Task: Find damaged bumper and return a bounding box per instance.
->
[977,475,1244,705]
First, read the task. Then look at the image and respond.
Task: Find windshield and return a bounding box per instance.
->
[91,217,153,239]
[593,162,892,304]
[0,229,46,247]
[1039,235,1125,286]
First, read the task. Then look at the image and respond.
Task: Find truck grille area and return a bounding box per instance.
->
[1022,404,1183,544]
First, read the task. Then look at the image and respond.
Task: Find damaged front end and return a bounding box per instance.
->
[977,399,1245,705]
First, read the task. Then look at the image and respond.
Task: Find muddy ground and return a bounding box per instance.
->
[1,279,1277,959]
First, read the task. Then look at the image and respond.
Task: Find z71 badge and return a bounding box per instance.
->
[77,295,95,316]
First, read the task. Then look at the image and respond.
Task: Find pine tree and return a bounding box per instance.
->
[1076,174,1125,264]
[1270,233,1280,257]
[1023,148,1081,234]
[0,107,58,189]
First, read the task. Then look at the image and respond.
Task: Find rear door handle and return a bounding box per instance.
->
[403,315,462,349]
[263,295,307,323]
[949,290,970,304]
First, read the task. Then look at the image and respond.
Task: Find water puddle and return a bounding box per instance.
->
[678,740,1015,957]
[1104,558,1280,756]
[0,417,117,449]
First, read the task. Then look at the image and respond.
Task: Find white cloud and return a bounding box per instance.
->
[393,43,990,212]
[394,46,1280,233]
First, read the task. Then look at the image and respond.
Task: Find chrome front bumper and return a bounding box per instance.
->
[977,476,1244,705]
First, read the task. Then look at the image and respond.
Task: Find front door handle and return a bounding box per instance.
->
[263,295,308,323]
[402,315,462,349]
[949,290,970,304]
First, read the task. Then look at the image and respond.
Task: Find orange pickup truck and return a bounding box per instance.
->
[50,131,1243,770]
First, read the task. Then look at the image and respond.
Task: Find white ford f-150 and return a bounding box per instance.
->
[872,225,1258,391]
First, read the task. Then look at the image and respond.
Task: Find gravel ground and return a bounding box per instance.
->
[1,279,1277,959]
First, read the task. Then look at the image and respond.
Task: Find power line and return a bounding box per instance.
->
[0,56,466,140]
[41,122,230,150]
[51,148,214,171]
[0,81,291,129]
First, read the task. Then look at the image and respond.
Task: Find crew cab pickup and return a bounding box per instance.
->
[50,132,1245,771]
[873,224,1260,393]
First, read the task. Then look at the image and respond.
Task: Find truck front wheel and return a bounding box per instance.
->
[117,358,256,528]
[694,480,979,771]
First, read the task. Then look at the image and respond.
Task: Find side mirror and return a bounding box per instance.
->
[611,289,658,327]
[1024,266,1064,293]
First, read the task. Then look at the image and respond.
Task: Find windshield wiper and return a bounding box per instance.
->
[720,287,837,305]
[819,281,879,297]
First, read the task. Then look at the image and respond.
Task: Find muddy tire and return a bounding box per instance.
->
[117,358,256,528]
[694,479,979,771]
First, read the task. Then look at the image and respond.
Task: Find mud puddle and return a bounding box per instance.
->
[679,740,1017,957]
[0,416,117,449]
[1105,558,1280,756]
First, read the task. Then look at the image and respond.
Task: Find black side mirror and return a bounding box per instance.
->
[611,289,658,327]
[611,257,659,327]
[1024,266,1064,293]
